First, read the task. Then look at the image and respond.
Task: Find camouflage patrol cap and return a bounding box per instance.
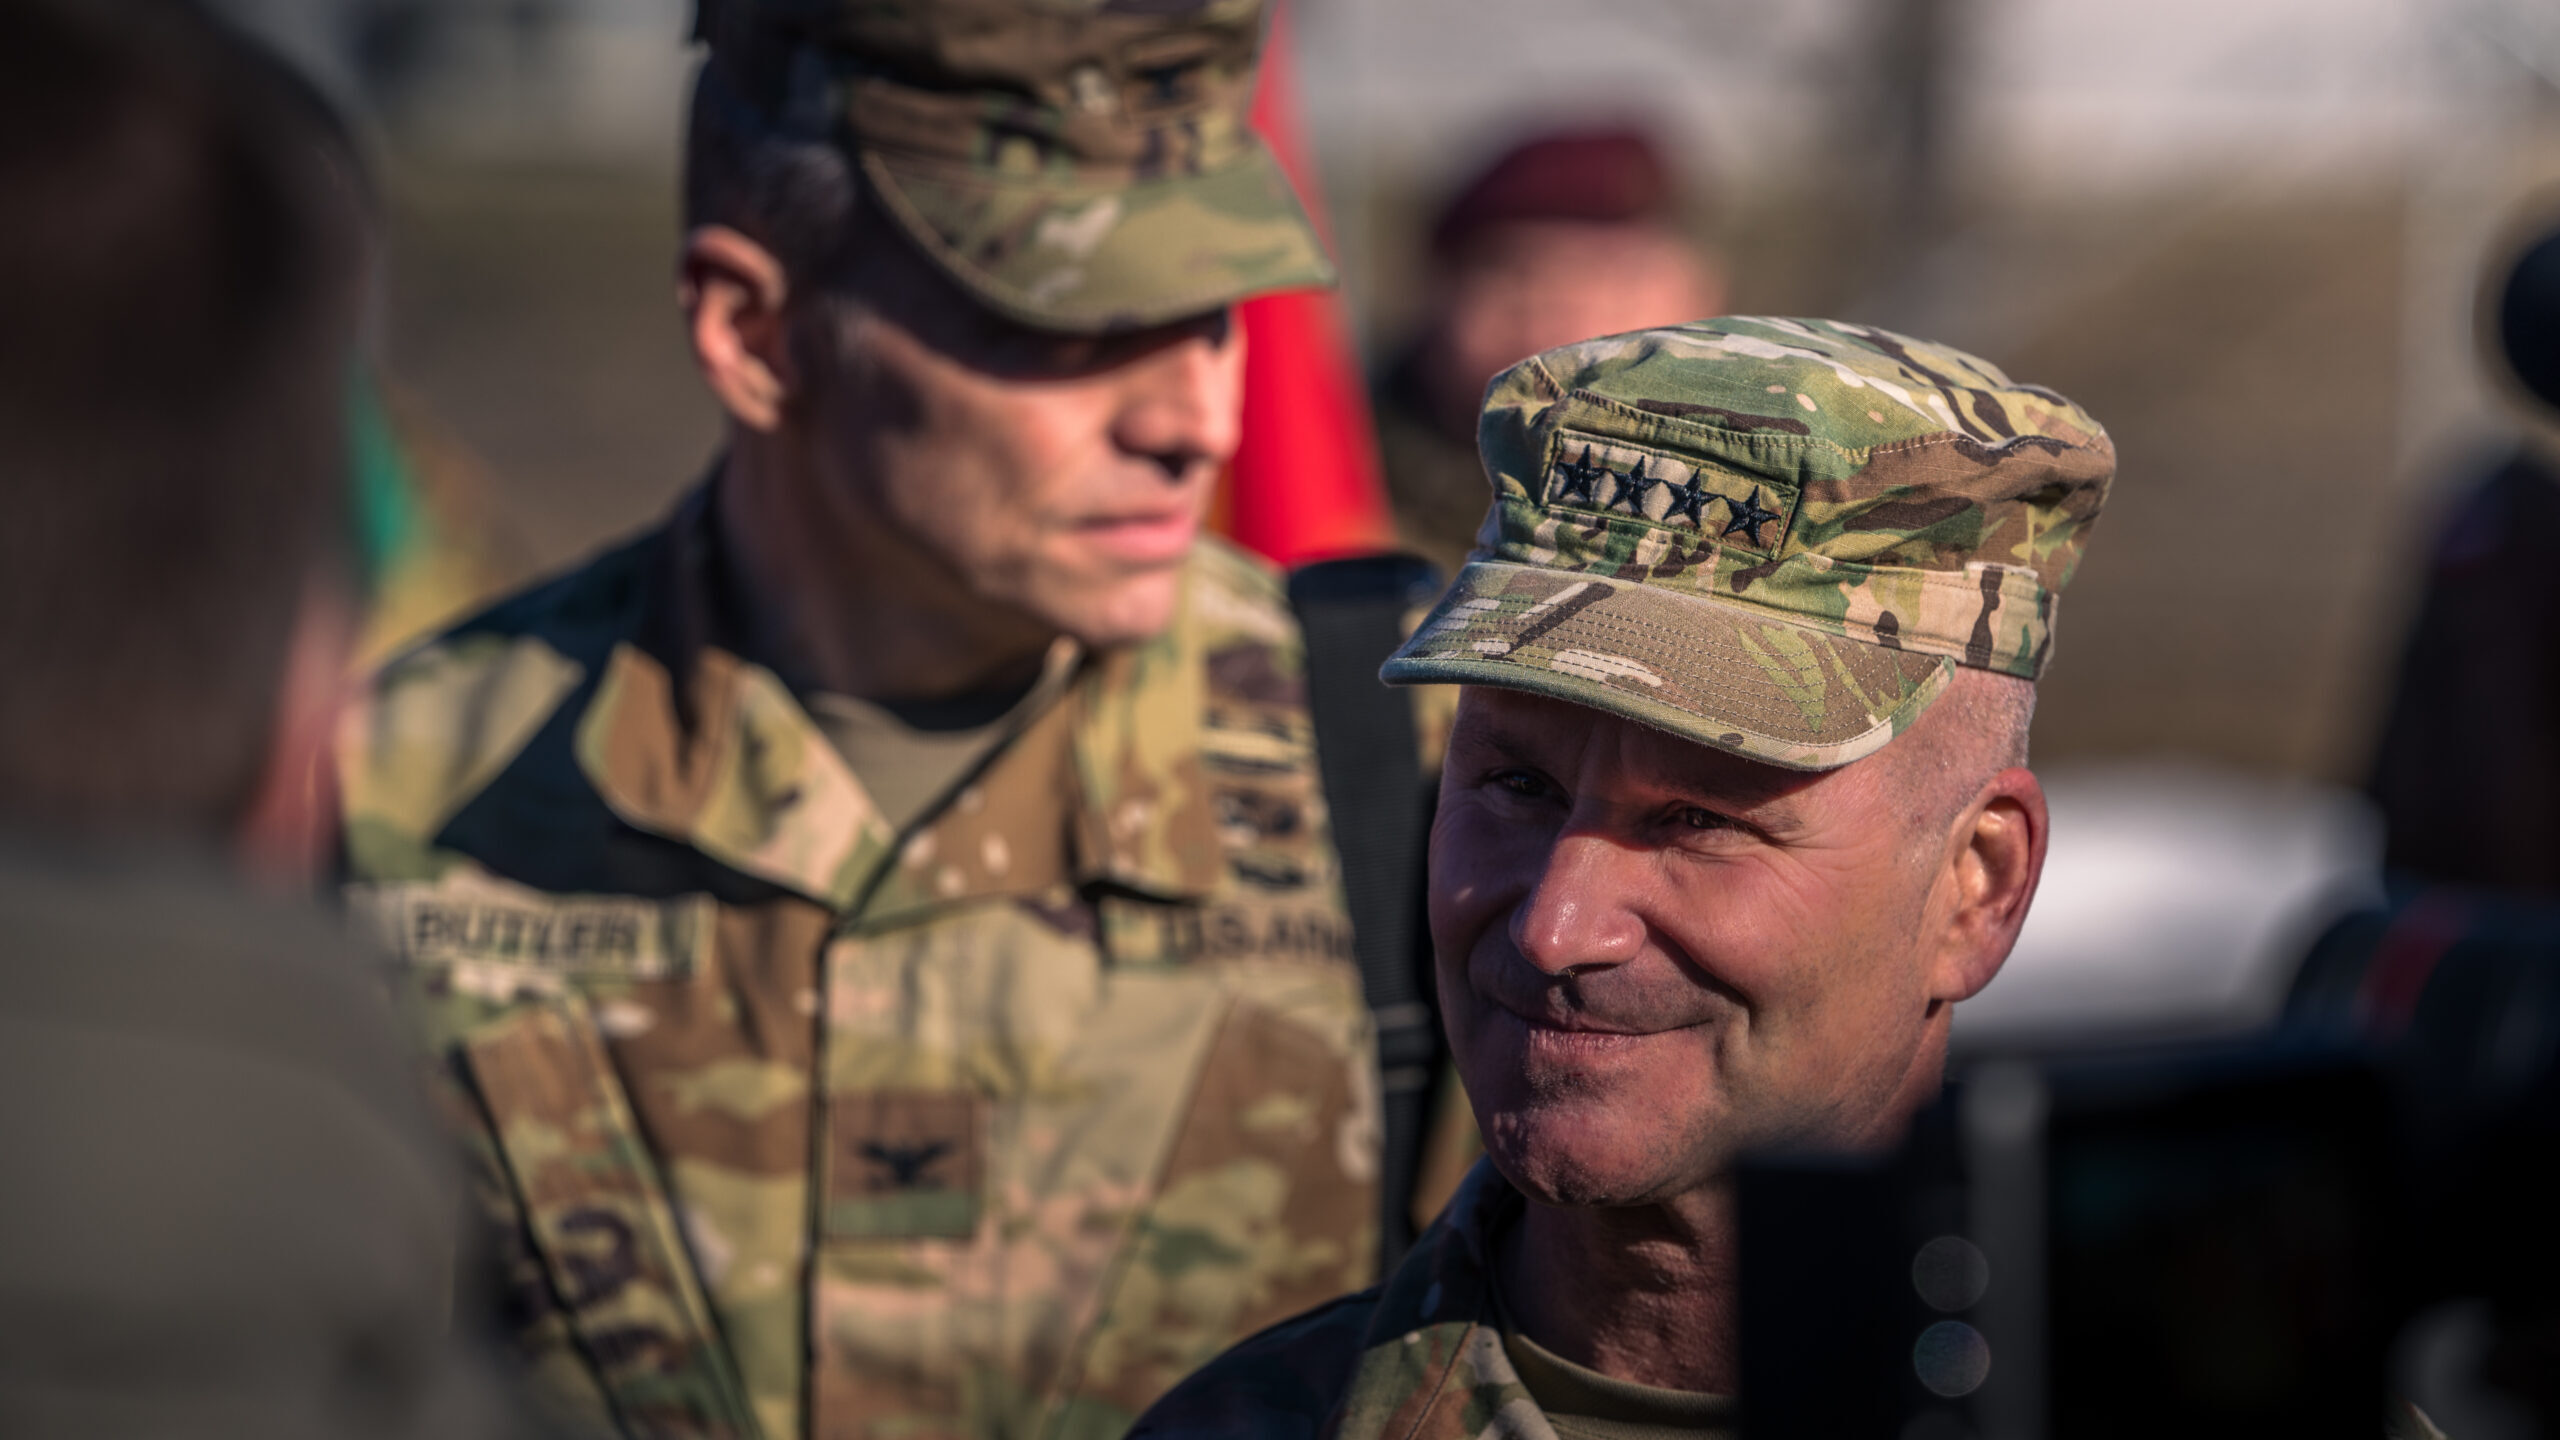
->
[695,0,1333,333]
[1382,318,2114,770]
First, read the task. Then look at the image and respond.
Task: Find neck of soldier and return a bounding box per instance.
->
[1501,1035,1953,1395]
[1500,1181,1741,1394]
[715,431,1058,703]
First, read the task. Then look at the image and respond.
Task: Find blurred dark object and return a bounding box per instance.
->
[0,3,556,1434]
[2497,229,2560,417]
[2367,448,2560,892]
[2368,221,2560,894]
[1374,125,1725,577]
[1289,553,1445,1272]
[1736,886,2560,1439]
[0,0,361,839]
[1740,1048,2398,1440]
[2293,892,2560,1430]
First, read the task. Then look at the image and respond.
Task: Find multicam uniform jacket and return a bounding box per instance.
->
[1132,1156,2447,1440]
[336,491,1380,1440]
[1128,1160,1584,1440]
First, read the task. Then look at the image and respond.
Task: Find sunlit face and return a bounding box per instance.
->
[801,236,1244,650]
[1431,687,1961,1209]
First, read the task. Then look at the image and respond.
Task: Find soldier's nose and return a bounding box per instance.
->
[1510,831,1647,977]
[1111,316,1243,483]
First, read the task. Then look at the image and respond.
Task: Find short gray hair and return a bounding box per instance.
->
[1910,669,2037,839]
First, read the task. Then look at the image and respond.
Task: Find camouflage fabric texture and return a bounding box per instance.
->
[696,0,1334,332]
[1381,317,2115,769]
[338,491,1380,1440]
[1134,1167,2436,1440]
[1128,1160,1627,1440]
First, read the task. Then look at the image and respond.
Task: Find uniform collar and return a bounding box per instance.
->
[571,488,1225,914]
[1331,1161,1543,1440]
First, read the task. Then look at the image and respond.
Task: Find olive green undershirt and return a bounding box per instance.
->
[1486,1225,1737,1440]
[1499,1329,1737,1440]
[805,653,1074,834]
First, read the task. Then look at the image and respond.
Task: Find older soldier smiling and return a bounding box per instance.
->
[1134,318,2113,1440]
[1439,672,2041,1212]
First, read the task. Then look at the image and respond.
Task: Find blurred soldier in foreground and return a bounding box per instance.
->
[333,2,1379,1436]
[1133,319,2114,1439]
[1374,129,1727,577]
[0,2,535,1435]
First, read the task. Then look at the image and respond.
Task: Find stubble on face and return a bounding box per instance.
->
[1431,687,1985,1210]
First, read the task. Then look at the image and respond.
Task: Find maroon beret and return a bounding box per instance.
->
[1429,126,1677,259]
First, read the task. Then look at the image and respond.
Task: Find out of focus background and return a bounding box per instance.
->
[222,0,2560,1044]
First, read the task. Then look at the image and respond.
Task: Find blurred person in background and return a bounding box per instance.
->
[1376,128,1729,1227]
[1373,127,1727,578]
[0,1,542,1435]
[2369,218,2560,897]
[2327,214,2560,1430]
[330,1,1384,1436]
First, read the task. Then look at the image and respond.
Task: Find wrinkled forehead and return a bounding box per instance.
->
[1449,684,1851,811]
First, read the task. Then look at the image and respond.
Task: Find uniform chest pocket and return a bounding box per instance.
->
[348,871,714,1002]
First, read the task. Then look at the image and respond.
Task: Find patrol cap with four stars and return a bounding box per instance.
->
[1382,317,2116,770]
[692,0,1335,333]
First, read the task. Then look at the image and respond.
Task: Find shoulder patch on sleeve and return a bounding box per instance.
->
[340,631,585,880]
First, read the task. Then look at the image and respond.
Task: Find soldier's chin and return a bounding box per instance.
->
[1037,569,1187,651]
[1478,1101,1723,1210]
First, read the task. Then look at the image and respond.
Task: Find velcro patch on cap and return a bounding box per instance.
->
[1540,432,1793,555]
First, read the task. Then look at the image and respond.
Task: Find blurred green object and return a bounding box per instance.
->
[341,367,524,668]
[348,366,427,596]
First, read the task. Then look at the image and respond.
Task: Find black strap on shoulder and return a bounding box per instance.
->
[1288,553,1446,1273]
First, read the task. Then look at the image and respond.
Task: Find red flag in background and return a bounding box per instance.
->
[1217,1,1396,567]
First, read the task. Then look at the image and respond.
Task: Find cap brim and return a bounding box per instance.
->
[1382,561,1954,771]
[860,141,1336,333]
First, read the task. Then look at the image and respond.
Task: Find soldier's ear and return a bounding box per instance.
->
[1925,767,2048,1007]
[679,225,796,432]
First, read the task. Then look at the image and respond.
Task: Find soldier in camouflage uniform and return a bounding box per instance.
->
[334,4,1377,1438]
[1132,318,2116,1440]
